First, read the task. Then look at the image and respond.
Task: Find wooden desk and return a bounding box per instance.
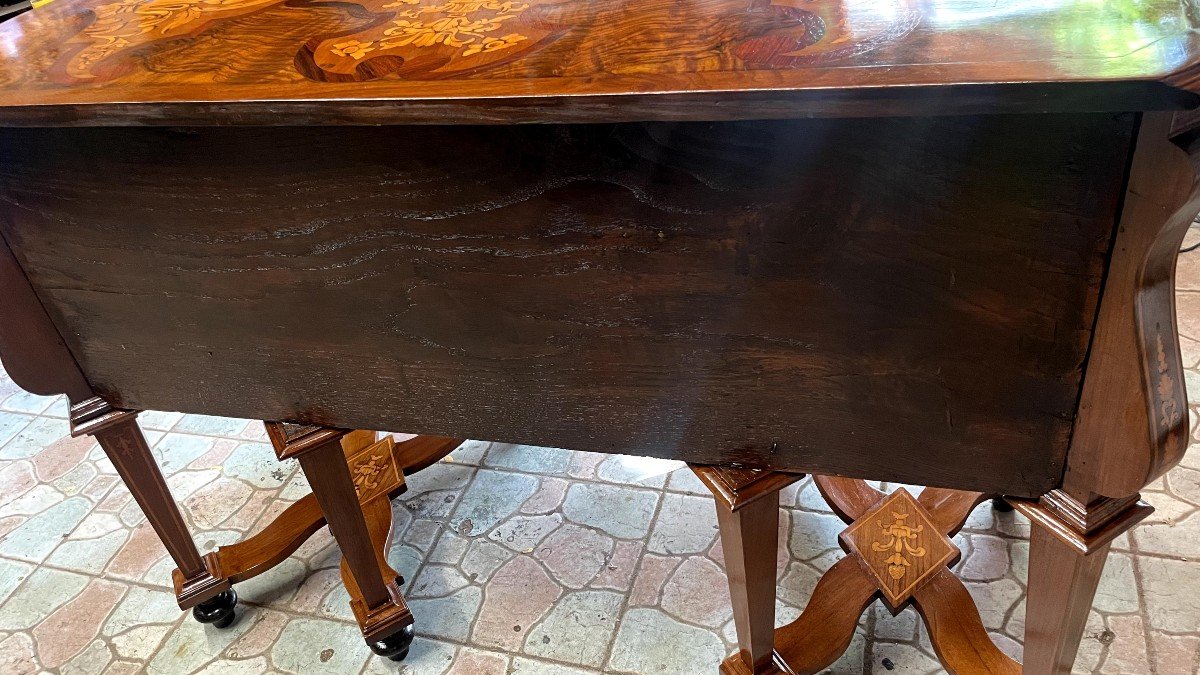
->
[2,1,1199,672]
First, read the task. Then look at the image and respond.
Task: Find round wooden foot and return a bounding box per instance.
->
[192,589,238,629]
[369,624,415,662]
[992,497,1014,512]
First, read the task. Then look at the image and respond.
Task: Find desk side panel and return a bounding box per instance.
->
[0,116,1130,495]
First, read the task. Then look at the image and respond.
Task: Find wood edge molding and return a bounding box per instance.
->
[68,396,136,437]
[1066,110,1200,497]
[0,231,93,401]
[689,464,804,511]
[264,421,351,460]
[171,558,233,610]
[1011,491,1153,555]
[350,579,413,642]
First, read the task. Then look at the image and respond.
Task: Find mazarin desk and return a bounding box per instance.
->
[2,1,1200,672]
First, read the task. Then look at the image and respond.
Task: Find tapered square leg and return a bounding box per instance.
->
[691,465,803,675]
[1014,491,1152,675]
[70,398,230,610]
[268,423,415,659]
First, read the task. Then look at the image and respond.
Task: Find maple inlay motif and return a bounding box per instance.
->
[351,449,390,497]
[840,488,958,608]
[871,511,927,580]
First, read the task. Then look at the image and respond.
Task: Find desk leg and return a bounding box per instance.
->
[281,427,415,660]
[690,465,804,675]
[1013,491,1152,675]
[69,398,232,619]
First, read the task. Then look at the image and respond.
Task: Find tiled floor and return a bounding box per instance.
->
[2,275,1200,674]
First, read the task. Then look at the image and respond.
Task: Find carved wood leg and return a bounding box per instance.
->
[1013,491,1152,675]
[70,398,231,613]
[691,466,804,675]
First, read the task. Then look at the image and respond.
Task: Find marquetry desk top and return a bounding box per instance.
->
[2,0,1200,124]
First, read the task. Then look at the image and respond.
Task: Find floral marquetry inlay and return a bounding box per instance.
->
[840,488,957,608]
[49,0,923,85]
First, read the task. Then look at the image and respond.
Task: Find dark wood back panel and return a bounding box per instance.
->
[0,114,1131,495]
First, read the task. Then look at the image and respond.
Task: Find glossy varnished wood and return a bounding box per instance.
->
[0,115,1131,495]
[1,0,1200,124]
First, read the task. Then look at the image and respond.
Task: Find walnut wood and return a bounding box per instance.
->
[1066,110,1200,499]
[208,495,326,585]
[340,497,404,613]
[911,568,1020,675]
[713,483,782,673]
[1,1,1200,125]
[70,399,229,608]
[917,488,989,535]
[735,556,877,675]
[1024,532,1113,675]
[710,473,1043,674]
[838,489,959,610]
[0,113,1133,496]
[395,435,462,475]
[812,476,884,523]
[692,464,803,511]
[290,432,391,610]
[0,229,91,401]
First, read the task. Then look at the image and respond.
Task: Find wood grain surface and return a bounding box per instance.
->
[0,0,1199,124]
[0,113,1131,495]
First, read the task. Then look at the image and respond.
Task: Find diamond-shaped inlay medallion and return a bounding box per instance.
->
[839,488,958,608]
[346,436,404,503]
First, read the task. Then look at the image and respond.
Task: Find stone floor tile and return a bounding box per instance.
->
[664,467,709,496]
[0,632,38,674]
[32,578,126,668]
[484,444,572,475]
[607,607,726,674]
[535,524,613,589]
[0,559,32,606]
[628,554,681,607]
[510,656,597,675]
[1092,553,1140,614]
[870,641,944,674]
[1100,614,1151,675]
[788,509,844,561]
[960,534,1010,582]
[562,483,658,539]
[520,477,569,515]
[446,647,508,675]
[271,617,370,675]
[594,455,682,488]
[0,416,66,460]
[147,611,258,674]
[0,567,88,630]
[488,513,562,552]
[1150,630,1200,674]
[523,590,622,667]
[1139,555,1200,633]
[473,555,561,652]
[450,469,538,537]
[647,493,718,555]
[408,586,483,642]
[174,414,256,438]
[362,636,456,674]
[0,391,56,416]
[591,539,642,592]
[0,496,92,562]
[659,556,730,628]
